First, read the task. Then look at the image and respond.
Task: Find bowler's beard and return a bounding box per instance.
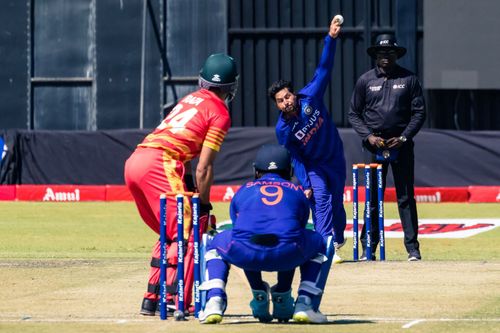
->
[285,104,297,114]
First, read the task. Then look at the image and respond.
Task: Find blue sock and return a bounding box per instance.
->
[275,269,295,292]
[244,270,266,290]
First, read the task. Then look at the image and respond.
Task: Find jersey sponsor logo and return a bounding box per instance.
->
[300,117,324,146]
[295,130,306,140]
[393,84,405,89]
[294,109,322,143]
[369,85,382,92]
[293,108,323,145]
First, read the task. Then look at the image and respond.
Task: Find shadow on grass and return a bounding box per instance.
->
[220,314,374,325]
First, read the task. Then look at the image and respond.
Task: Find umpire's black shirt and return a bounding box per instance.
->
[348,65,426,140]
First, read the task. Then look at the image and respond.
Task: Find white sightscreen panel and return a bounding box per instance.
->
[423,0,500,89]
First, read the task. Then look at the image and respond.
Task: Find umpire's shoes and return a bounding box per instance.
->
[199,296,226,324]
[408,249,422,261]
[292,295,328,324]
[359,249,376,261]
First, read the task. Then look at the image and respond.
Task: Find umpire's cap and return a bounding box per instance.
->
[253,144,291,173]
[367,34,407,59]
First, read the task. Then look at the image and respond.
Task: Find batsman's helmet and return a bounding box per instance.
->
[199,53,239,101]
[254,144,291,176]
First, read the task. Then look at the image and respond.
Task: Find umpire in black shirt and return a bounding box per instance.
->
[348,34,425,261]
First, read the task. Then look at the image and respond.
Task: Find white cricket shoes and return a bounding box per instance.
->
[292,295,328,324]
[199,296,226,324]
[332,239,345,264]
[332,252,344,264]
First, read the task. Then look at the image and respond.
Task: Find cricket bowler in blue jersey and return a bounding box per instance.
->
[198,145,329,324]
[268,15,346,312]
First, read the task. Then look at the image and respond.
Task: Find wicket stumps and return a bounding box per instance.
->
[192,195,201,318]
[159,194,167,320]
[158,192,202,320]
[176,195,185,317]
[352,163,385,261]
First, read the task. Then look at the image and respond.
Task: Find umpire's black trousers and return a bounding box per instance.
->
[360,141,420,254]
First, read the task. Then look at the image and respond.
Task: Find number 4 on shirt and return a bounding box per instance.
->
[157,104,198,133]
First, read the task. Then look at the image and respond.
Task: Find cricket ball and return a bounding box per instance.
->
[334,14,344,25]
[173,310,185,321]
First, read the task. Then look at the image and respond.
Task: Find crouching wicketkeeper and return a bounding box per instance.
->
[198,144,329,324]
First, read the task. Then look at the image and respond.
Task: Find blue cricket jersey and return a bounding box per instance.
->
[275,35,345,189]
[229,173,310,242]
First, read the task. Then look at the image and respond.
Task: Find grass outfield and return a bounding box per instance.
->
[0,201,499,333]
[0,201,498,260]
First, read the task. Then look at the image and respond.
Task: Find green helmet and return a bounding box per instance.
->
[199,53,239,101]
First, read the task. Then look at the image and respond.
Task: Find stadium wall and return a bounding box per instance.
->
[1,128,499,188]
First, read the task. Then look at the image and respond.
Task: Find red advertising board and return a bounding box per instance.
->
[105,185,134,201]
[1,184,498,203]
[0,185,16,201]
[16,185,106,201]
[468,186,500,203]
[343,186,468,203]
[209,185,241,202]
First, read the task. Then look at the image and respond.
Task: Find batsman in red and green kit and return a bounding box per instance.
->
[124,53,239,315]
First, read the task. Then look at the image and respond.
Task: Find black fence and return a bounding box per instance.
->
[0,0,499,131]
